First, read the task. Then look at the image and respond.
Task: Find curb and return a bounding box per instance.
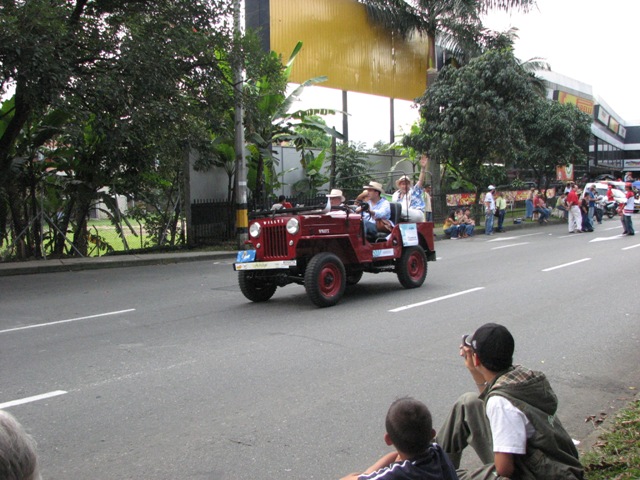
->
[0,251,237,277]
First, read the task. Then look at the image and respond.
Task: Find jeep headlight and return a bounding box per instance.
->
[286,218,300,235]
[249,222,261,238]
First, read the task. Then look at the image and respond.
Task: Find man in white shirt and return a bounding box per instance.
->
[484,185,496,235]
[435,323,583,480]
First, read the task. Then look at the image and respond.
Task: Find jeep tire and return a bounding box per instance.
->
[238,271,277,302]
[346,270,363,286]
[304,252,346,307]
[396,246,427,289]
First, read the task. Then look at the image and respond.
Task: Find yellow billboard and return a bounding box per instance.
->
[556,91,594,116]
[269,0,430,100]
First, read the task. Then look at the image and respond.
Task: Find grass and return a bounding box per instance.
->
[582,397,640,479]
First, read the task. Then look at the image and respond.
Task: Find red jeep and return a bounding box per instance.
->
[233,201,436,307]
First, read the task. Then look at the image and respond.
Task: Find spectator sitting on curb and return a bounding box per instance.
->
[435,323,584,480]
[459,208,475,237]
[340,397,458,480]
[443,211,461,239]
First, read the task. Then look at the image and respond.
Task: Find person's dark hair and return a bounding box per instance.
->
[385,397,433,457]
[278,195,286,202]
[448,211,456,220]
[466,323,514,372]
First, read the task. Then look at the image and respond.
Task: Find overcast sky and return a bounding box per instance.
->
[482,0,639,122]
[294,0,639,148]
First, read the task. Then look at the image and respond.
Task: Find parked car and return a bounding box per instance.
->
[581,182,640,213]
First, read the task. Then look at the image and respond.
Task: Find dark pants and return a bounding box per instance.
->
[497,209,506,231]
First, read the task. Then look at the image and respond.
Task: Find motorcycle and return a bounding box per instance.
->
[604,201,619,219]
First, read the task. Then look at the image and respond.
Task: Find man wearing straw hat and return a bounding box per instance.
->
[360,181,392,240]
[392,155,428,222]
[326,188,346,207]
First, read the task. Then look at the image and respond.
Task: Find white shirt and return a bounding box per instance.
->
[486,395,535,455]
[484,192,495,211]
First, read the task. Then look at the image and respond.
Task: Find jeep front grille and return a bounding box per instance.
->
[263,224,288,258]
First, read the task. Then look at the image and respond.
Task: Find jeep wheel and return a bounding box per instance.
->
[396,246,427,289]
[304,253,346,307]
[238,271,277,302]
[346,270,363,286]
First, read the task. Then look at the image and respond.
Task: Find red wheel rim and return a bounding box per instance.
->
[408,251,425,279]
[319,264,342,297]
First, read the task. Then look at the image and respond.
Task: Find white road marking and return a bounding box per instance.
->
[0,390,67,409]
[487,232,543,242]
[622,243,640,250]
[542,258,591,272]
[604,226,622,231]
[491,242,530,250]
[390,287,484,313]
[590,235,624,242]
[0,309,136,335]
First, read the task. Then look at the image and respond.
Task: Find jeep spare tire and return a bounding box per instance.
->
[304,252,346,307]
[238,271,277,302]
[396,246,427,289]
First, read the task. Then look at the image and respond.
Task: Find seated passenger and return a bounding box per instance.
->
[443,211,461,239]
[392,155,428,222]
[271,195,292,210]
[459,208,475,237]
[326,189,345,208]
[361,181,392,241]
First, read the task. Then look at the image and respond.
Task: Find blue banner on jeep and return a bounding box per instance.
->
[236,250,256,263]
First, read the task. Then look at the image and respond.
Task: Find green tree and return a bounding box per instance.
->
[517,98,591,190]
[333,142,372,199]
[1,0,237,257]
[413,48,537,201]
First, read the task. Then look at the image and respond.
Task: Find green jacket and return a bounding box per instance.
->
[480,365,584,479]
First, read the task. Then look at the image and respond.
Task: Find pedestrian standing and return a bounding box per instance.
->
[484,185,496,235]
[622,184,635,235]
[424,184,433,222]
[586,187,596,230]
[495,192,507,232]
[593,186,604,224]
[566,183,583,233]
[525,188,535,220]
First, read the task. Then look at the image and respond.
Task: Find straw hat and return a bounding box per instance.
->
[326,189,345,202]
[362,181,384,194]
[395,175,412,187]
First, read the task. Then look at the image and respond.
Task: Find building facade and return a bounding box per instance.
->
[540,71,639,179]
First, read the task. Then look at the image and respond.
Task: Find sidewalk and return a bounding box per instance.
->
[0,250,236,277]
[0,214,597,277]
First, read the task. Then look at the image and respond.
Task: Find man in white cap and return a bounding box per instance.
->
[326,189,345,207]
[392,155,428,222]
[484,185,496,235]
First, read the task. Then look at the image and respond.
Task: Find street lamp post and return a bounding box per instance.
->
[233,0,248,249]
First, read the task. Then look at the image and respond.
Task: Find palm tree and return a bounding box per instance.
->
[359,0,536,70]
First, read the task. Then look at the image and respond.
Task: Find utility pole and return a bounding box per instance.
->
[233,0,248,249]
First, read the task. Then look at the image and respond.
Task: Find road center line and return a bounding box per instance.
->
[0,390,67,409]
[390,287,485,313]
[491,242,530,250]
[0,309,136,335]
[542,258,591,272]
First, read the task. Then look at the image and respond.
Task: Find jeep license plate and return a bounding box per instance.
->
[234,260,297,271]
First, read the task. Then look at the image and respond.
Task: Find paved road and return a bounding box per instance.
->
[1,219,639,479]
